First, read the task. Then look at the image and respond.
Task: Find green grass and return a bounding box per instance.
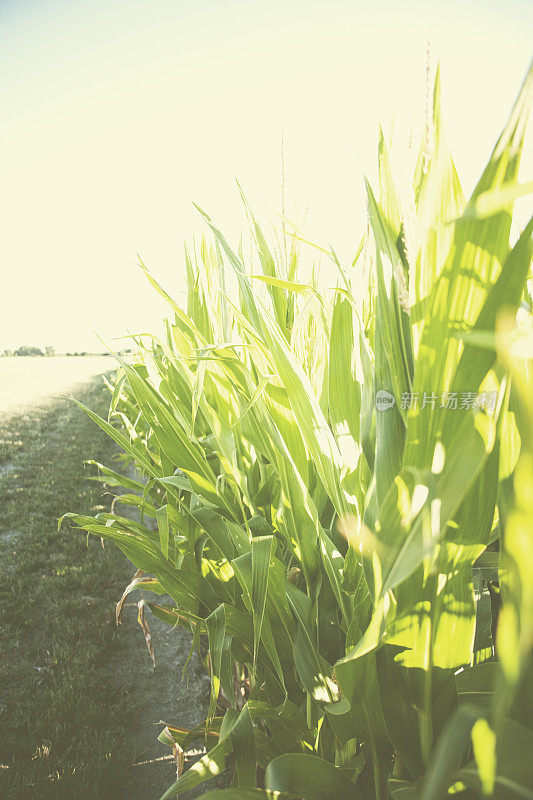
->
[0,380,142,799]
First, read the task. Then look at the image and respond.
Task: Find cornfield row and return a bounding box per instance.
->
[62,63,533,799]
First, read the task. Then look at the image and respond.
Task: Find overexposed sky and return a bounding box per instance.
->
[1,0,532,352]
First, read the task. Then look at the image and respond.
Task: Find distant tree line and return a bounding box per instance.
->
[1,347,131,357]
[1,345,56,357]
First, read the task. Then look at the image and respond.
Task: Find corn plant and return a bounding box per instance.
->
[62,62,533,799]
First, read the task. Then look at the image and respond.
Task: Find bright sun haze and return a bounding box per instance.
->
[1,0,532,353]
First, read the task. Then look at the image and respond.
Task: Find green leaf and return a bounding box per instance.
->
[265,753,362,800]
[251,535,274,667]
[458,719,533,800]
[231,705,257,789]
[156,504,170,559]
[420,705,482,800]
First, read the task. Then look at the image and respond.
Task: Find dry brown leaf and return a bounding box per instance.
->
[137,599,155,667]
[115,569,145,625]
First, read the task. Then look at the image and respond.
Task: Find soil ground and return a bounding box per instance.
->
[0,361,210,800]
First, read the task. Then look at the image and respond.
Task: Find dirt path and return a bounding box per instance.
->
[0,369,210,800]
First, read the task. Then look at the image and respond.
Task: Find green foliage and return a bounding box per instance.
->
[64,63,533,799]
[13,344,45,356]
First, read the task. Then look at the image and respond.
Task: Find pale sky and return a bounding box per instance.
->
[1,0,532,352]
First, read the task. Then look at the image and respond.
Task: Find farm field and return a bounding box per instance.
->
[0,356,114,414]
[1,3,532,798]
[0,365,209,800]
